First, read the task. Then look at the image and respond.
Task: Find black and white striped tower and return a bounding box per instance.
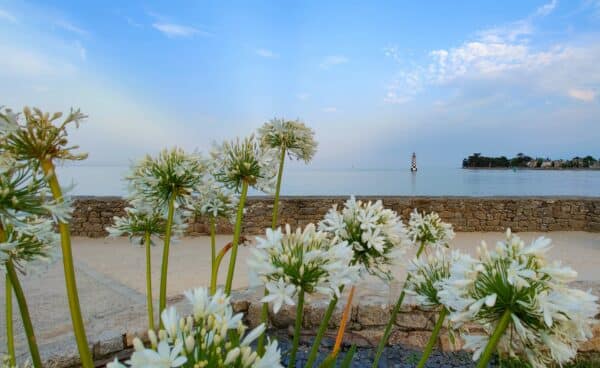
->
[411,152,418,172]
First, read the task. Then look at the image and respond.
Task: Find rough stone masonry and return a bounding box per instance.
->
[70,196,600,237]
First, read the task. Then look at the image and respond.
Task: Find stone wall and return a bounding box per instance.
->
[71,196,600,237]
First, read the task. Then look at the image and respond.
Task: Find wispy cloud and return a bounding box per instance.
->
[0,8,17,23]
[320,55,349,69]
[152,22,208,38]
[255,48,278,58]
[383,0,600,104]
[568,88,596,102]
[322,106,337,112]
[55,20,88,36]
[124,16,143,28]
[297,93,310,100]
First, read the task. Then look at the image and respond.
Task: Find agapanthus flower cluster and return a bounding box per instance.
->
[106,206,187,245]
[127,147,205,215]
[319,196,408,280]
[248,224,359,311]
[257,118,317,162]
[438,229,598,367]
[107,287,283,368]
[407,210,455,248]
[405,248,460,309]
[0,217,59,272]
[211,135,278,194]
[0,107,88,163]
[192,178,239,223]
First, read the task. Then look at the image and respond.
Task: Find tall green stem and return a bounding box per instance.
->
[372,241,426,367]
[144,232,155,331]
[209,217,216,272]
[5,259,42,367]
[159,195,176,327]
[416,307,448,368]
[41,160,93,367]
[288,289,305,368]
[305,295,340,368]
[475,309,511,368]
[224,181,248,294]
[5,259,15,367]
[257,147,287,355]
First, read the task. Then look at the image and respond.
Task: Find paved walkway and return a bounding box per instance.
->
[1,232,599,364]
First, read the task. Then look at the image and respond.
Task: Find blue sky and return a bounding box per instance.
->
[0,0,599,169]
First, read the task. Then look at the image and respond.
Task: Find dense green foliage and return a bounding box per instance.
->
[462,153,600,168]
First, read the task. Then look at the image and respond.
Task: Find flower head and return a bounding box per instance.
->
[405,248,460,309]
[407,210,455,248]
[0,217,59,272]
[249,223,360,310]
[438,229,598,367]
[211,135,278,194]
[111,286,283,367]
[191,177,238,223]
[257,118,317,162]
[0,107,87,164]
[127,147,205,215]
[106,206,186,245]
[319,196,409,280]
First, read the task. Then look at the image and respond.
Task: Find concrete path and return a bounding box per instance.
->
[0,232,599,364]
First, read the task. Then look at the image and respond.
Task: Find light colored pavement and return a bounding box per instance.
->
[0,232,599,362]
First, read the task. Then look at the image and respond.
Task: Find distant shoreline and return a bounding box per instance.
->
[463,167,600,171]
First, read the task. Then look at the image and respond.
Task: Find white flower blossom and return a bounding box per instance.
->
[407,209,455,248]
[438,229,598,367]
[319,196,409,280]
[257,118,317,163]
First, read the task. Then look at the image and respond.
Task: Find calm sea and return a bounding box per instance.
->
[56,165,600,197]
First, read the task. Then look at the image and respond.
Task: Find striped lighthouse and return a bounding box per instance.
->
[411,152,418,172]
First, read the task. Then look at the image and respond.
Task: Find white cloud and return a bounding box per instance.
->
[320,55,349,69]
[0,8,17,23]
[568,88,596,102]
[322,106,337,112]
[535,0,558,17]
[55,20,88,36]
[383,0,600,104]
[297,93,310,100]
[152,22,207,38]
[255,48,278,58]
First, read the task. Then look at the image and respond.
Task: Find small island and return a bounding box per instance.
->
[462,153,600,169]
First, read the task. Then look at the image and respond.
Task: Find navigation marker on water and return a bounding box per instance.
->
[411,152,418,172]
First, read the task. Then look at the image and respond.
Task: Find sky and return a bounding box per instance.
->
[0,0,599,169]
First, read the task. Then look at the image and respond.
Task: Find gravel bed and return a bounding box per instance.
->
[270,332,498,368]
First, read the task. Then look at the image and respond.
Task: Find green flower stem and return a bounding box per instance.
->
[5,259,42,367]
[224,181,248,295]
[288,289,305,368]
[211,242,233,294]
[41,160,94,368]
[5,276,15,366]
[159,195,176,327]
[305,294,341,368]
[416,307,448,368]
[144,232,155,331]
[257,147,287,355]
[475,309,512,368]
[372,241,426,367]
[210,217,216,272]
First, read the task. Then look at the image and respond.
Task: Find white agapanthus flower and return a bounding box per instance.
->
[438,229,599,367]
[405,248,461,309]
[0,217,59,273]
[407,209,455,248]
[257,118,317,162]
[210,135,278,194]
[106,206,187,245]
[108,287,283,368]
[319,196,409,280]
[192,177,239,223]
[127,147,205,215]
[248,224,360,311]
